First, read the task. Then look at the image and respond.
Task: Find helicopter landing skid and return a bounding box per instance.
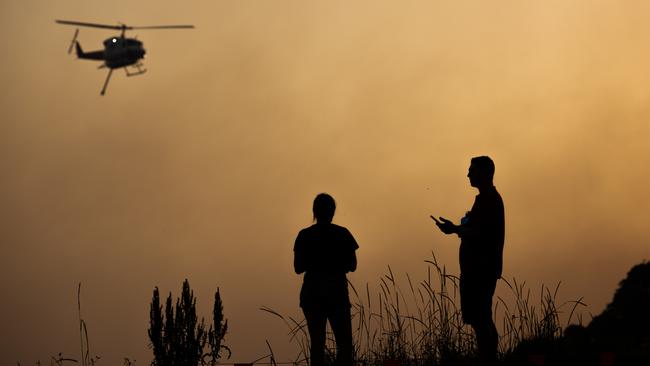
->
[125,62,146,77]
[99,63,147,95]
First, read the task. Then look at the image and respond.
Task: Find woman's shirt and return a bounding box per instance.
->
[294,223,359,308]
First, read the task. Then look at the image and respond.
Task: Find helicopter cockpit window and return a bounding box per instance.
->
[104,38,119,46]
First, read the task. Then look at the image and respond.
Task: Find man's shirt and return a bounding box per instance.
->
[459,186,505,279]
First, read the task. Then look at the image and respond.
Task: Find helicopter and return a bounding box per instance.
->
[55,20,194,95]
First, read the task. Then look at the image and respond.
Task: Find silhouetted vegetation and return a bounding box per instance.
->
[149,279,229,366]
[550,261,649,365]
[264,253,590,365]
[18,261,650,365]
[265,257,650,365]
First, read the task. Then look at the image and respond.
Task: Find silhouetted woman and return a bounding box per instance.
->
[294,193,359,366]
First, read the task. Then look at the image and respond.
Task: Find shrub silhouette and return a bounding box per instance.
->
[587,261,650,363]
[149,279,229,366]
[508,261,650,365]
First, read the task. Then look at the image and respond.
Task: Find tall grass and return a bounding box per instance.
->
[18,283,135,366]
[263,252,586,365]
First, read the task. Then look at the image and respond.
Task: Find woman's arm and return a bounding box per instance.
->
[347,250,357,272]
[346,229,358,272]
[294,231,306,274]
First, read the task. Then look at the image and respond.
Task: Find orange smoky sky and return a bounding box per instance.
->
[1,0,649,364]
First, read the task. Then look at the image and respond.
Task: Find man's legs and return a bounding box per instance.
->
[303,307,328,366]
[327,305,353,366]
[472,317,498,365]
[461,275,499,365]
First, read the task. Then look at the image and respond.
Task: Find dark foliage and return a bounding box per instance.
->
[504,261,650,365]
[148,279,229,366]
[587,261,650,364]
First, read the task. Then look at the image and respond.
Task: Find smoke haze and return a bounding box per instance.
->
[1,0,649,364]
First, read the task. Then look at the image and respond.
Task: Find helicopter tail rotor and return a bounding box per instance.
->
[67,28,79,54]
[75,41,84,57]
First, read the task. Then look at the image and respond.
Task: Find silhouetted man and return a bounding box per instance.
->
[431,156,504,365]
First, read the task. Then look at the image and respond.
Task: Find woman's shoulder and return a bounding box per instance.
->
[299,223,351,235]
[330,223,351,233]
[299,223,319,232]
[331,224,357,244]
[297,224,321,238]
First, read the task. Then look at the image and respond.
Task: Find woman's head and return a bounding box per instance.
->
[313,193,336,223]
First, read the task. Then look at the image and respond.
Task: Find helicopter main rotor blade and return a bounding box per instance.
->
[55,19,123,30]
[56,20,194,31]
[130,25,195,29]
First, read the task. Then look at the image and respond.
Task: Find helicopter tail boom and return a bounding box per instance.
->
[75,42,104,61]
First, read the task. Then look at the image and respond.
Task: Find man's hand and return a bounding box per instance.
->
[430,215,458,235]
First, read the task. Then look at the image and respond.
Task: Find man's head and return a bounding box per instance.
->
[313,193,336,223]
[468,156,495,188]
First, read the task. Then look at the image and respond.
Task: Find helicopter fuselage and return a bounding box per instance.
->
[103,37,145,68]
[77,37,146,68]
